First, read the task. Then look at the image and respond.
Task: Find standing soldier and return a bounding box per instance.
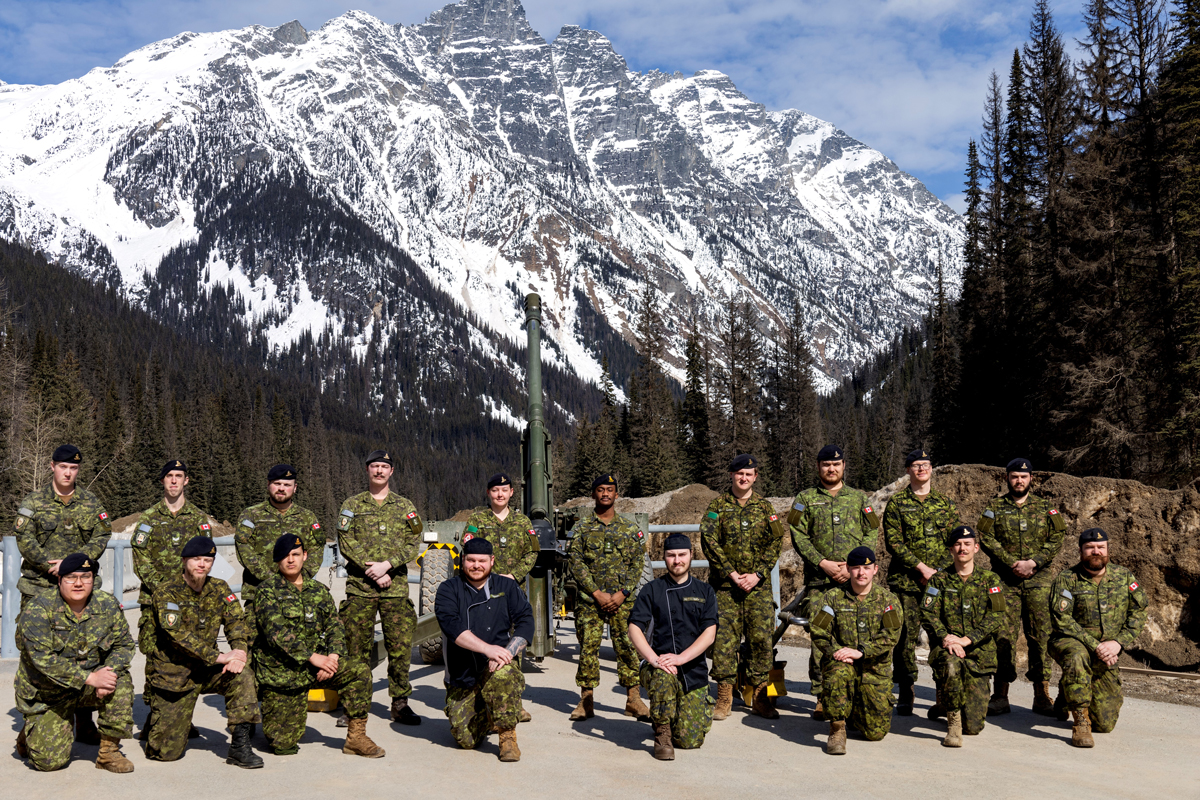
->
[920,526,1005,747]
[701,454,785,721]
[882,449,960,716]
[337,450,423,726]
[254,534,384,758]
[14,552,135,773]
[810,547,902,755]
[978,458,1066,716]
[143,537,262,768]
[628,533,718,760]
[788,444,880,720]
[234,463,326,645]
[14,444,112,745]
[1049,528,1147,748]
[567,474,651,721]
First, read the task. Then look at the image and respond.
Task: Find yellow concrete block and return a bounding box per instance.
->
[307,688,339,712]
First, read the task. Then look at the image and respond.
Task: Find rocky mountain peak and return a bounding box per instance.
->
[420,0,541,47]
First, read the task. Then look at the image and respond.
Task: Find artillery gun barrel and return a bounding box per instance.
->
[523,293,550,519]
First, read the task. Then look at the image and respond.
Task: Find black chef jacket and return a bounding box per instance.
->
[435,571,535,689]
[628,574,718,693]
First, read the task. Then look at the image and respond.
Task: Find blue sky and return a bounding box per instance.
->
[0,0,1090,210]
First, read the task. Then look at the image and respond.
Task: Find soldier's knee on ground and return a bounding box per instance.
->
[25,712,73,772]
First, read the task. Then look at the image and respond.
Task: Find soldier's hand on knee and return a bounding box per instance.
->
[832,647,862,663]
[86,666,119,695]
[1096,641,1121,666]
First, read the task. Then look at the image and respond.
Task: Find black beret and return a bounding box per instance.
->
[365,450,392,466]
[904,449,932,467]
[52,444,82,463]
[949,525,978,543]
[159,459,187,480]
[1006,458,1033,473]
[592,474,617,491]
[487,473,512,489]
[663,533,692,553]
[462,537,494,556]
[58,552,97,577]
[1079,527,1109,545]
[817,445,844,462]
[847,546,877,566]
[729,454,757,472]
[181,536,217,559]
[268,463,297,482]
[273,533,305,562]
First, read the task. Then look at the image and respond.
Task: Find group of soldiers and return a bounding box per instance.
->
[8,440,1148,771]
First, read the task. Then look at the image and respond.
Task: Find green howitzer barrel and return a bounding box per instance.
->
[521,293,557,659]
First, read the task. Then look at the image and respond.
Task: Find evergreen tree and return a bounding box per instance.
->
[679,326,712,485]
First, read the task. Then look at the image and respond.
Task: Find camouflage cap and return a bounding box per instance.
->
[52,444,82,464]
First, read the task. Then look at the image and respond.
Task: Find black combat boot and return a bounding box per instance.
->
[225,723,264,769]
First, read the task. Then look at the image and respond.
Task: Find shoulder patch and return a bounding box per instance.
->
[165,602,180,611]
[199,522,211,532]
[17,507,33,517]
[406,511,417,519]
[792,502,805,513]
[983,509,995,519]
[637,530,645,540]
[98,511,108,521]
[822,604,836,616]
[240,519,255,529]
[1129,581,1139,591]
[528,529,537,537]
[769,514,778,522]
[989,586,1001,594]
[138,523,153,533]
[706,511,719,520]
[1049,508,1059,515]
[863,506,872,515]
[462,533,474,543]
[312,522,321,530]
[133,531,148,546]
[466,525,479,534]
[340,509,355,517]
[1060,589,1073,599]
[925,586,940,596]
[224,593,238,604]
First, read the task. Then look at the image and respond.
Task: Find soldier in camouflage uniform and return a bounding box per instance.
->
[463,473,538,583]
[1049,528,1147,747]
[920,526,1005,747]
[701,454,785,721]
[234,463,326,646]
[978,457,1066,716]
[14,552,135,773]
[14,444,112,745]
[810,546,903,755]
[336,450,423,725]
[567,474,650,721]
[143,537,262,768]
[254,534,384,758]
[882,449,960,715]
[628,533,718,760]
[788,444,880,719]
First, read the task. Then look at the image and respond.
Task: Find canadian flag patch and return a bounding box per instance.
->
[1129,582,1138,591]
[769,514,778,522]
[98,511,108,521]
[200,523,211,531]
[528,529,537,537]
[1049,509,1059,515]
[312,523,321,530]
[885,604,894,612]
[224,594,237,603]
[406,511,417,519]
[989,586,1000,594]
[637,530,645,540]
[462,533,474,543]
[864,506,873,514]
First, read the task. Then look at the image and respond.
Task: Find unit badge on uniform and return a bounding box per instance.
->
[165,612,179,628]
[15,517,26,530]
[134,532,147,546]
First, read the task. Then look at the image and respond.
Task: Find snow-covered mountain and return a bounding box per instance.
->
[0,0,962,397]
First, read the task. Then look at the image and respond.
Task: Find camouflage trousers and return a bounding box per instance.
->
[145,666,259,761]
[639,664,713,748]
[341,594,416,699]
[712,586,774,687]
[575,600,640,689]
[18,674,134,772]
[930,648,991,735]
[996,584,1052,683]
[890,591,922,686]
[802,590,830,695]
[260,661,372,754]
[1050,636,1123,733]
[821,657,893,741]
[444,662,525,749]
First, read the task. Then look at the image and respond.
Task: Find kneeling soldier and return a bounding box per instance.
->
[628,533,718,760]
[810,546,902,755]
[1049,528,1147,747]
[255,534,384,758]
[144,537,262,768]
[14,553,135,772]
[920,526,1004,747]
[434,537,534,762]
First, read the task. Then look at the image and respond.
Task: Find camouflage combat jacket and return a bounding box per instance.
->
[882,486,960,593]
[464,507,539,582]
[336,491,422,599]
[978,493,1066,589]
[14,590,134,715]
[700,491,785,592]
[920,567,1005,674]
[253,573,345,688]
[131,499,214,605]
[14,486,111,595]
[146,574,250,692]
[809,583,903,668]
[235,500,325,605]
[568,513,646,605]
[1049,563,1147,653]
[788,485,880,591]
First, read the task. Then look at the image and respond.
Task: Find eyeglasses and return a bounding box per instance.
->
[60,574,95,585]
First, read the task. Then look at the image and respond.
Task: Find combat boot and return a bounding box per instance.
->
[342,718,385,758]
[896,682,915,716]
[653,722,675,760]
[825,720,847,755]
[225,722,264,769]
[713,683,734,721]
[75,709,101,745]
[811,700,826,721]
[497,728,521,762]
[569,688,595,721]
[16,726,28,759]
[625,687,650,719]
[1070,708,1095,748]
[1032,681,1054,715]
[95,735,135,773]
[752,682,779,720]
[519,700,532,723]
[942,710,963,748]
[927,684,946,720]
[391,697,421,725]
[987,681,1011,715]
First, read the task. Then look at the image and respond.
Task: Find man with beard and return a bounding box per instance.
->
[1049,528,1146,747]
[788,445,880,720]
[977,458,1066,716]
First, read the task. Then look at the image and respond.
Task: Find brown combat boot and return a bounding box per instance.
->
[896,682,915,716]
[519,700,532,723]
[95,735,134,773]
[713,684,734,721]
[752,682,779,720]
[825,720,847,755]
[1032,681,1054,715]
[16,726,28,759]
[343,718,386,758]
[497,728,521,762]
[1070,708,1095,748]
[812,700,826,721]
[569,688,595,721]
[390,697,421,725]
[987,681,1011,715]
[75,709,101,745]
[653,722,675,760]
[625,687,650,719]
[942,710,963,748]
[927,684,946,720]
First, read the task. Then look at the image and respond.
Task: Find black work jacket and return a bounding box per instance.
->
[628,575,718,693]
[435,572,534,689]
